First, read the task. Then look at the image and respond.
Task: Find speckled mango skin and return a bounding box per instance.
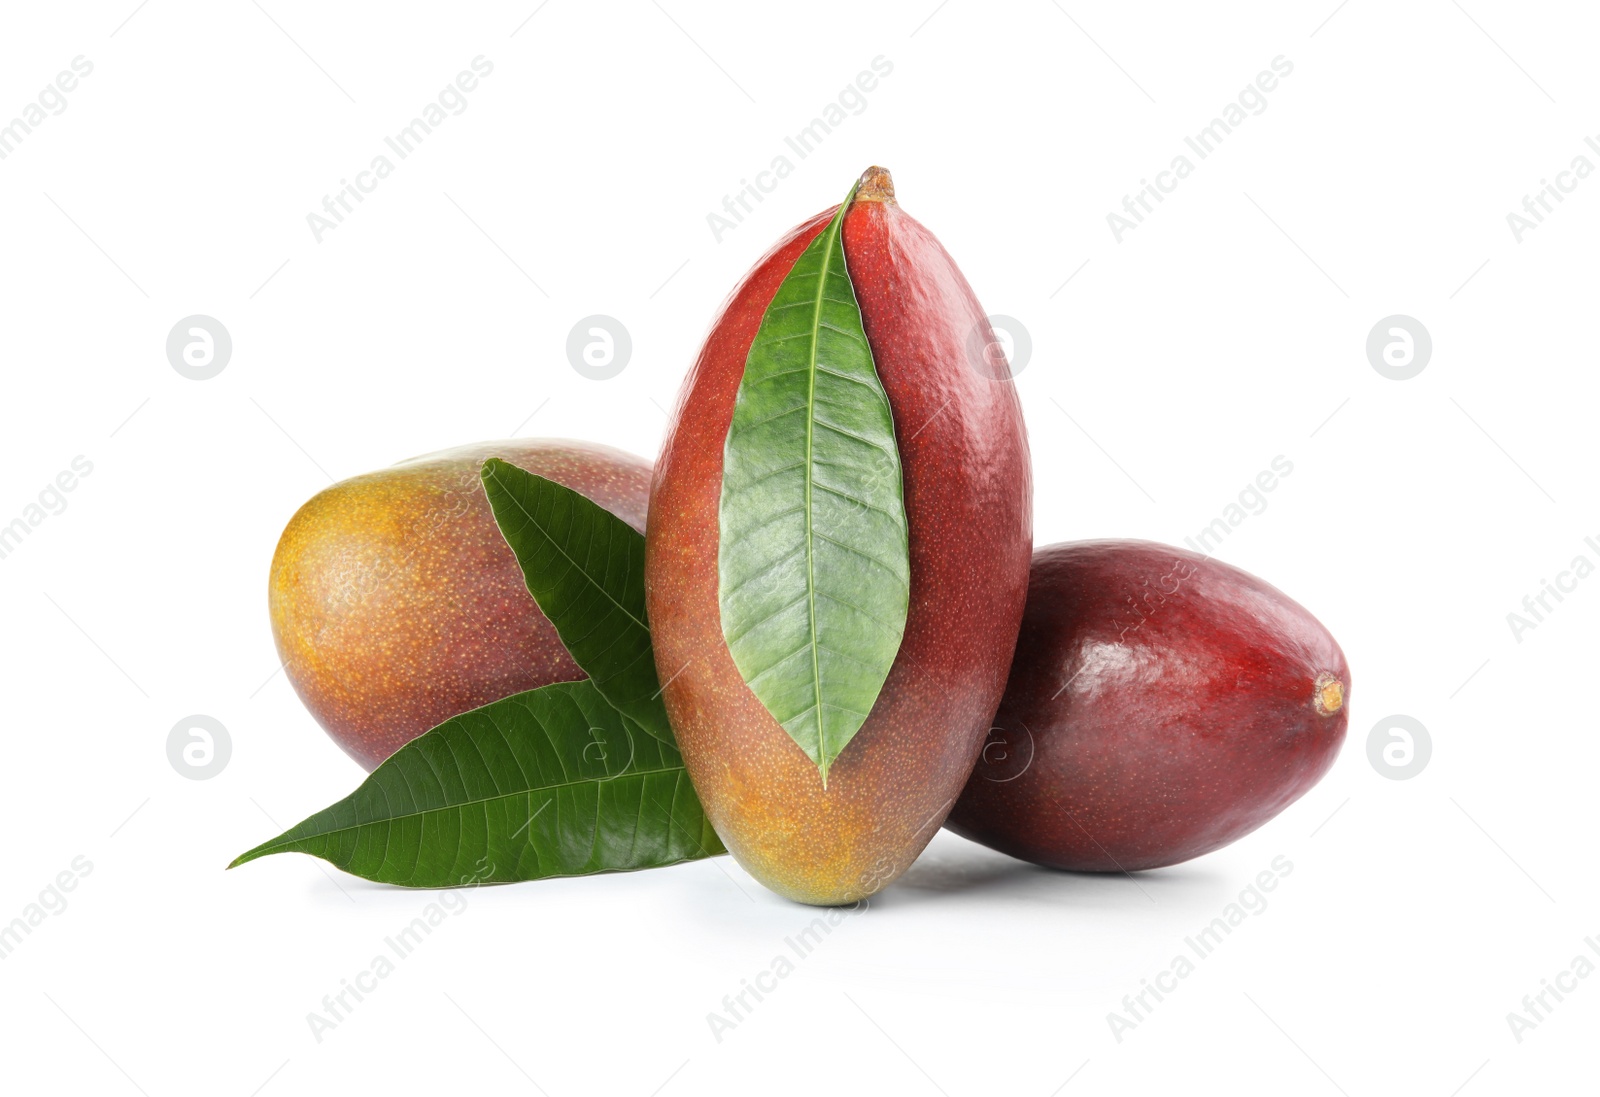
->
[946,540,1350,871]
[646,191,1033,906]
[269,439,652,771]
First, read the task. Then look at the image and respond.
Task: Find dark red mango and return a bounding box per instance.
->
[646,168,1032,905]
[947,540,1349,872]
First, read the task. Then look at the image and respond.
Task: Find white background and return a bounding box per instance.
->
[0,2,1594,1094]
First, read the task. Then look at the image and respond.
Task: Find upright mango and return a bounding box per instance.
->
[646,167,1032,905]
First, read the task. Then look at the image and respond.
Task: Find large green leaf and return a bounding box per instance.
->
[229,680,723,886]
[479,459,673,746]
[718,182,910,784]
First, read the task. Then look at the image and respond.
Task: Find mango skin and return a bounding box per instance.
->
[269,439,651,771]
[646,186,1033,906]
[946,540,1350,871]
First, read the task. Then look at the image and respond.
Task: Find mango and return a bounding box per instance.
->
[269,439,651,770]
[946,540,1349,871]
[646,168,1033,904]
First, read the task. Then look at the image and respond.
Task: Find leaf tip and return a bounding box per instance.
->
[227,841,274,871]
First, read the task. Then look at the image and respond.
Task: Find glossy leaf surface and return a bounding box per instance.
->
[481,459,673,745]
[230,681,723,885]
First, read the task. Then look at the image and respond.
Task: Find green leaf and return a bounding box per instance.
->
[718,182,910,784]
[229,680,723,886]
[479,459,673,746]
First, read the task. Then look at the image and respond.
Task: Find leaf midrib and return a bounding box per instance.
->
[803,201,848,783]
[240,761,693,859]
